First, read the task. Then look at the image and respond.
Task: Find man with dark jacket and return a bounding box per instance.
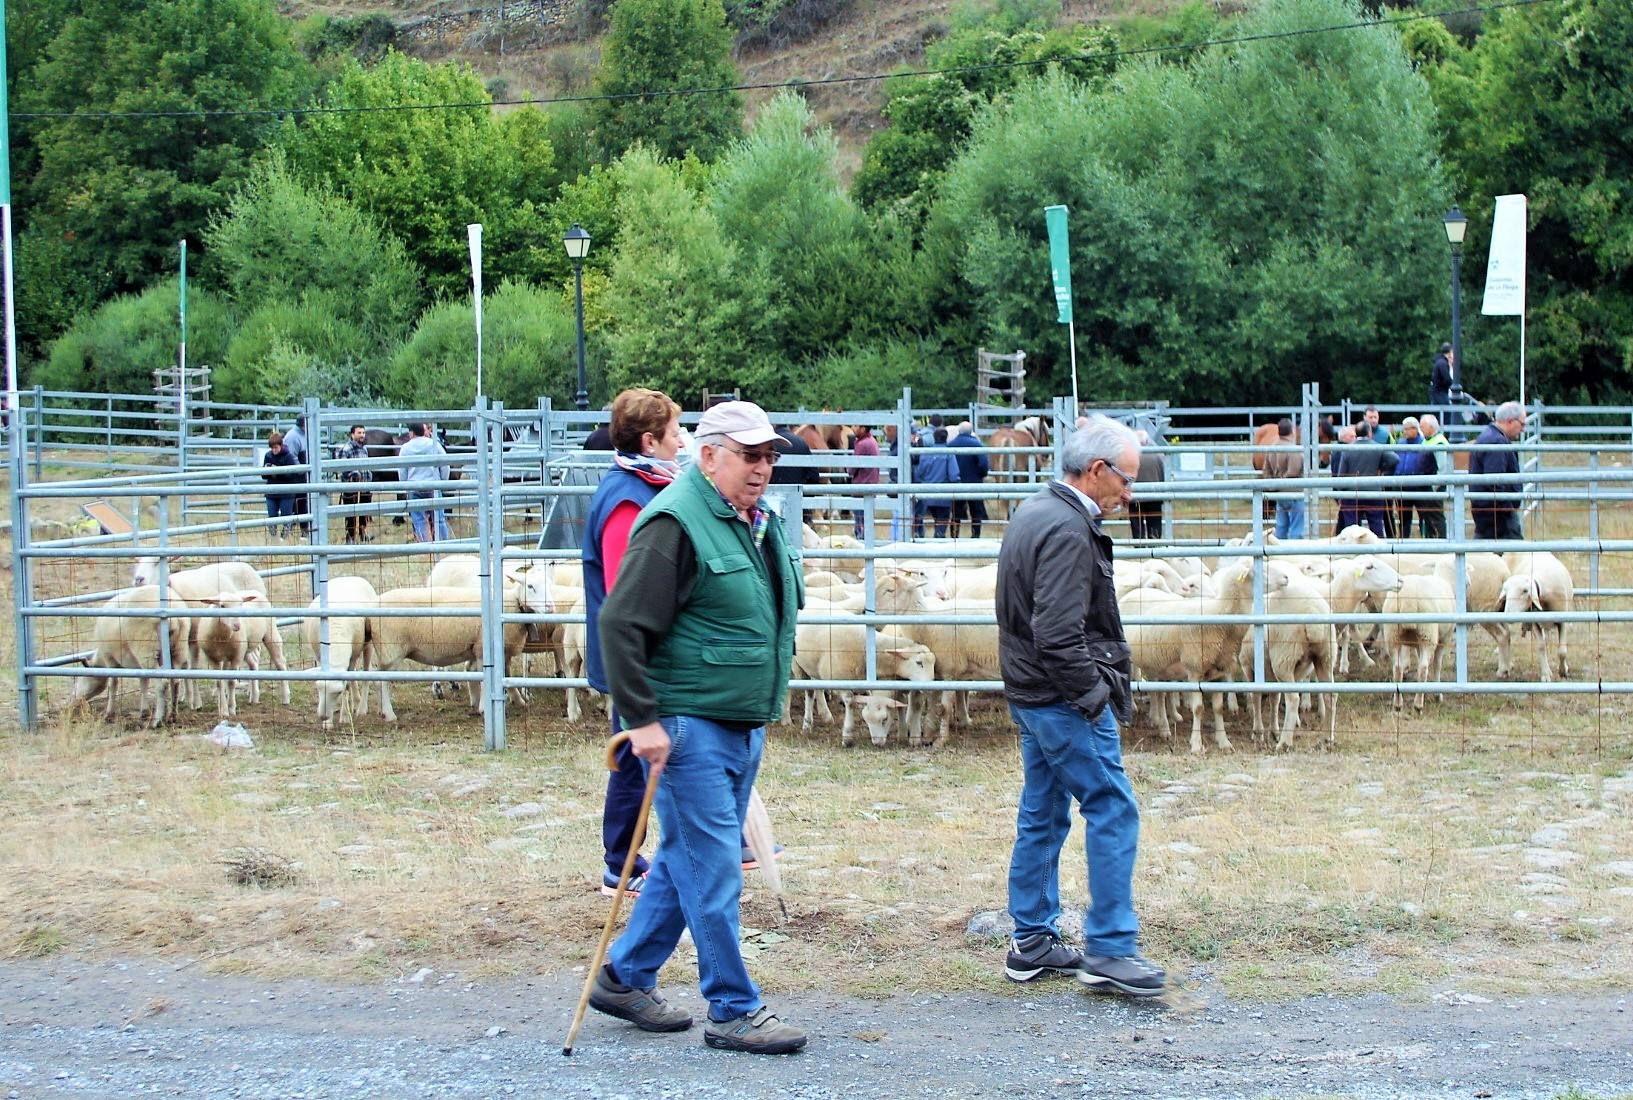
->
[1331,423,1395,537]
[1469,400,1526,540]
[948,420,990,537]
[994,415,1165,999]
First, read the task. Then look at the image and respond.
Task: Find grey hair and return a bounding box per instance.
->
[1062,415,1138,476]
[1495,400,1525,423]
[1419,413,1441,433]
[694,432,729,450]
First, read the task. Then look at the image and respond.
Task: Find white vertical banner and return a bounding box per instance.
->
[1481,194,1527,405]
[467,223,484,399]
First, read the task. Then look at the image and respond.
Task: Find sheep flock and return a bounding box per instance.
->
[64,523,1578,753]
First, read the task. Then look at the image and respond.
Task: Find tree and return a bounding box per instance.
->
[277,52,558,296]
[603,149,766,403]
[1425,0,1633,400]
[382,282,588,411]
[204,154,422,345]
[923,0,1449,405]
[852,19,1119,227]
[589,0,742,163]
[711,93,891,379]
[17,0,310,295]
[214,301,376,406]
[33,283,231,402]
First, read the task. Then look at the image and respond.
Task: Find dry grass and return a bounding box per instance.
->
[4,450,1633,1001]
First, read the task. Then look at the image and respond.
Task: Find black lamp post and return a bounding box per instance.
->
[563,224,591,412]
[1443,206,1467,401]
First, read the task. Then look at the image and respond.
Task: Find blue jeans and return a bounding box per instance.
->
[602,708,652,879]
[1007,702,1141,957]
[1274,499,1306,539]
[266,495,296,520]
[607,716,765,1022]
[407,490,449,542]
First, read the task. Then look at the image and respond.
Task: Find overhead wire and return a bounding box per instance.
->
[10,0,1565,124]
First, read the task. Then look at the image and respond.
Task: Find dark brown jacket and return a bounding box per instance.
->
[995,482,1133,723]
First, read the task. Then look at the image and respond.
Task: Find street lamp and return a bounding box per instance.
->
[563,223,591,412]
[1443,206,1467,404]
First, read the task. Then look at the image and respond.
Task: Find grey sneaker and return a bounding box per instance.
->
[587,965,692,1032]
[1078,953,1167,997]
[703,1006,808,1054]
[1004,932,1086,982]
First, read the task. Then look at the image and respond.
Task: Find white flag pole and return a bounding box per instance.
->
[467,223,483,400]
[1067,321,1079,416]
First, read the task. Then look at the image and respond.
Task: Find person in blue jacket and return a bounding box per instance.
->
[915,428,961,538]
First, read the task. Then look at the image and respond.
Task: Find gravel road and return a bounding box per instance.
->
[2,956,1629,1099]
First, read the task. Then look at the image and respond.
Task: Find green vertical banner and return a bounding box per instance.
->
[1044,204,1072,324]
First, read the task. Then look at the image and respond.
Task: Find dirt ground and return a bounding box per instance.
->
[2,954,1630,1099]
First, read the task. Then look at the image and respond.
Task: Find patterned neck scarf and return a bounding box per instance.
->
[613,449,681,488]
[702,469,771,549]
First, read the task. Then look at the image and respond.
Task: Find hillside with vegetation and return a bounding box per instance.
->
[9,0,1631,411]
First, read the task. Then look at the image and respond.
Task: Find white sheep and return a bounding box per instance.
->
[195,591,287,717]
[1120,560,1289,754]
[303,576,379,730]
[369,568,551,722]
[132,557,285,708]
[1382,574,1456,711]
[792,620,937,746]
[873,571,998,748]
[70,585,192,728]
[1432,553,1512,675]
[1500,551,1574,681]
[1247,565,1338,750]
[1320,555,1405,674]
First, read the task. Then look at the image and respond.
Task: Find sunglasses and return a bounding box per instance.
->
[723,443,780,466]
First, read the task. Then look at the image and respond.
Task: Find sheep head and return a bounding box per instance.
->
[1351,557,1404,595]
[856,693,908,747]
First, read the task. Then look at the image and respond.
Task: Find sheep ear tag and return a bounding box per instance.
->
[1353,563,1366,579]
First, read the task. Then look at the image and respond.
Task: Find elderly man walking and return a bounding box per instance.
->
[590,400,808,1055]
[994,415,1166,998]
[1469,400,1527,540]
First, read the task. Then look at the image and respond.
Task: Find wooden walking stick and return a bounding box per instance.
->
[562,730,659,1057]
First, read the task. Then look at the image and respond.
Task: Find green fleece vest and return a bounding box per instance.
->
[630,465,803,723]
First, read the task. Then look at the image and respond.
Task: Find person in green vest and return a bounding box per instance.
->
[588,400,808,1055]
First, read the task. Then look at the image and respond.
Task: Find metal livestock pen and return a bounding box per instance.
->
[6,386,1633,752]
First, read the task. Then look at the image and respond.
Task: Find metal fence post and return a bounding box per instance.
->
[1451,483,1469,684]
[895,388,913,540]
[477,399,508,751]
[1250,491,1267,697]
[9,399,39,731]
[32,384,44,481]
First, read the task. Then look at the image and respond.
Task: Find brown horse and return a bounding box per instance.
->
[986,415,1053,519]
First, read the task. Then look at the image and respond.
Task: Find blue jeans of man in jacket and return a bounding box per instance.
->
[1274,499,1306,539]
[1007,701,1140,957]
[606,716,765,1022]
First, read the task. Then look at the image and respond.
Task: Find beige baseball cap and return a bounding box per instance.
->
[695,401,786,447]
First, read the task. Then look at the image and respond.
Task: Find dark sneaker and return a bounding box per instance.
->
[587,966,692,1032]
[703,1006,807,1054]
[740,844,785,871]
[1004,932,1086,982]
[600,870,648,898]
[1078,953,1167,997]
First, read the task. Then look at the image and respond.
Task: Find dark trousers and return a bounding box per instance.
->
[1416,503,1447,539]
[951,497,987,538]
[1473,508,1523,541]
[1335,500,1387,537]
[294,491,311,534]
[925,504,952,538]
[1380,498,1397,539]
[1128,500,1163,540]
[603,709,653,879]
[341,488,372,541]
